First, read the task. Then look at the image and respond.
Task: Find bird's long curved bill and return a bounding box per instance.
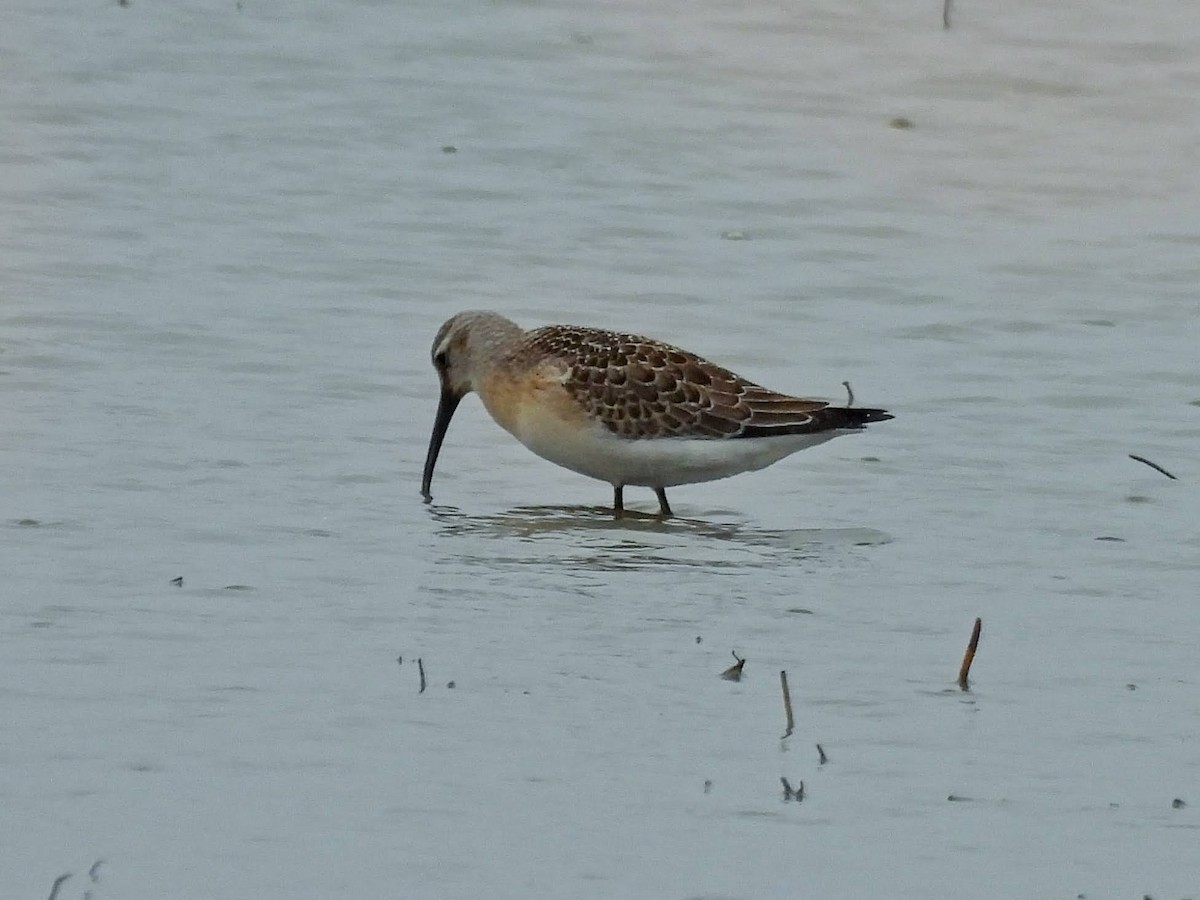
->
[421,387,462,502]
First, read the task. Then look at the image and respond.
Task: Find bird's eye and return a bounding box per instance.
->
[433,350,449,369]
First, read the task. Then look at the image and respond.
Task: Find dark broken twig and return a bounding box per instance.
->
[817,743,828,765]
[47,874,72,900]
[720,651,746,681]
[780,777,805,801]
[1129,454,1177,480]
[418,658,427,694]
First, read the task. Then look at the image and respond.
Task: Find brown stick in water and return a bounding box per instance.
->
[780,670,795,738]
[957,618,982,691]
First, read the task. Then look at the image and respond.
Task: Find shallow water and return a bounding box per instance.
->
[3,1,1199,898]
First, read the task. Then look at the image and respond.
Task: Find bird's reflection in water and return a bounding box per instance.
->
[424,502,891,571]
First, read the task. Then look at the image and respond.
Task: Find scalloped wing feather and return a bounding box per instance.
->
[518,325,884,440]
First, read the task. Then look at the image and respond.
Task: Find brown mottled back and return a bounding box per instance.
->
[518,325,882,440]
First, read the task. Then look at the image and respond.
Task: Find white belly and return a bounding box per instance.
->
[509,408,849,488]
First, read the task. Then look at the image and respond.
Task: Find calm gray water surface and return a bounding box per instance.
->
[3,1,1199,898]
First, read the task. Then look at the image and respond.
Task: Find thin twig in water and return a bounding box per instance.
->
[418,658,427,694]
[817,743,828,765]
[943,0,952,29]
[842,380,855,407]
[780,670,795,739]
[88,860,104,881]
[47,874,72,900]
[957,617,982,691]
[1129,454,1177,480]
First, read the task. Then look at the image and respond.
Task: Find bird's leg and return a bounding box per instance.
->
[654,487,673,519]
[612,485,625,518]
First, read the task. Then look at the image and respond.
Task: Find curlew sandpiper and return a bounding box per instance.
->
[421,311,891,517]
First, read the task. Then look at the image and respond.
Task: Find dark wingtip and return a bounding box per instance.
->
[809,406,892,431]
[850,407,893,425]
[736,405,891,438]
